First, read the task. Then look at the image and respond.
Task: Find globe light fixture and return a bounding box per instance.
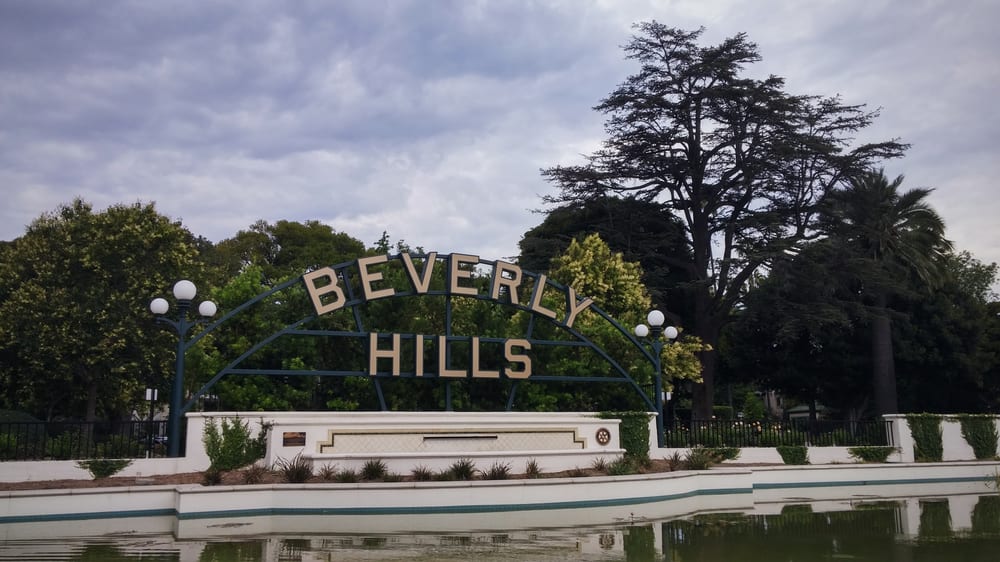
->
[149,280,217,457]
[633,309,679,448]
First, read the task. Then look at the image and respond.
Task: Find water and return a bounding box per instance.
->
[3,494,1000,561]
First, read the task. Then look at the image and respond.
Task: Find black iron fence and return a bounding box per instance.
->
[0,420,169,461]
[665,418,894,448]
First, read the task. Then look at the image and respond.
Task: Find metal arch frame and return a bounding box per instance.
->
[179,254,662,415]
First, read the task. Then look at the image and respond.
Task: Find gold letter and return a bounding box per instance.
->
[563,286,594,329]
[471,337,500,378]
[415,334,425,376]
[449,253,479,296]
[357,255,395,301]
[504,339,532,379]
[437,335,467,377]
[527,274,557,320]
[401,252,437,293]
[489,261,522,305]
[303,267,346,315]
[369,333,401,376]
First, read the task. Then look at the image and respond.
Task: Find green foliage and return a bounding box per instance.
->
[524,459,542,479]
[360,459,388,481]
[776,446,810,465]
[601,411,649,461]
[76,458,133,479]
[334,469,359,483]
[542,24,905,418]
[683,448,720,470]
[740,393,766,421]
[447,458,477,480]
[96,435,144,459]
[0,199,202,420]
[274,453,313,483]
[317,463,339,481]
[956,414,998,460]
[202,468,223,486]
[907,414,943,462]
[591,457,611,473]
[608,456,636,475]
[46,430,90,460]
[241,463,269,484]
[848,446,898,463]
[411,465,434,481]
[706,447,741,462]
[202,417,269,472]
[482,462,512,480]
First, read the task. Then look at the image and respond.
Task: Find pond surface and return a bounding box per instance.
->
[3,493,1000,561]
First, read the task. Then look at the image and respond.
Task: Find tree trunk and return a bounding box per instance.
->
[872,292,898,415]
[85,381,98,422]
[692,316,722,420]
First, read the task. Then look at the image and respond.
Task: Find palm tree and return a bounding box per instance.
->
[823,169,952,415]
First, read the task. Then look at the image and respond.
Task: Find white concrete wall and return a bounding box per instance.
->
[4,462,999,541]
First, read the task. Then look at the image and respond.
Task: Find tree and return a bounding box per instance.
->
[542,23,905,417]
[518,196,691,310]
[821,169,952,415]
[0,199,202,420]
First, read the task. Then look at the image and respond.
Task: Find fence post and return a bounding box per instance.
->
[883,414,913,462]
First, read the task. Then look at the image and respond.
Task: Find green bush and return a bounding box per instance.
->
[96,435,144,459]
[600,411,649,460]
[447,458,477,480]
[848,446,898,463]
[202,417,270,471]
[46,430,91,460]
[777,445,809,465]
[907,414,943,462]
[706,447,741,462]
[608,456,636,475]
[76,458,133,479]
[482,462,512,480]
[274,453,313,483]
[957,415,998,460]
[524,459,542,479]
[360,458,388,481]
[0,433,20,460]
[683,447,720,470]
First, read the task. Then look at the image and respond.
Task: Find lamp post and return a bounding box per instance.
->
[150,280,217,457]
[634,310,678,448]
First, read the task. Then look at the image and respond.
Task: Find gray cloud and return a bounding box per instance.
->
[1,0,997,284]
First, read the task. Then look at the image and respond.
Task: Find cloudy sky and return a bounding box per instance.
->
[2,0,998,277]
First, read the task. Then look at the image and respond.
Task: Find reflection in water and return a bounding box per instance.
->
[4,495,1000,561]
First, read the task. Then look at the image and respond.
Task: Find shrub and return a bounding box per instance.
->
[524,459,542,479]
[202,417,270,472]
[907,414,943,462]
[482,462,512,480]
[202,468,224,486]
[957,415,998,460]
[241,463,270,484]
[317,463,339,481]
[777,445,809,465]
[97,435,144,459]
[274,453,313,483]
[0,433,20,460]
[382,472,404,482]
[76,458,132,479]
[600,411,649,462]
[47,430,90,460]
[335,469,359,483]
[666,430,690,448]
[591,457,610,473]
[411,465,434,481]
[848,446,898,463]
[360,459,388,481]
[683,447,720,470]
[664,451,683,471]
[706,447,741,462]
[608,457,635,476]
[448,458,477,481]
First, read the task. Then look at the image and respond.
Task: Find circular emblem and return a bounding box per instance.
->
[595,427,612,445]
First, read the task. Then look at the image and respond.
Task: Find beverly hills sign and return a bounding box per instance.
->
[302,252,596,380]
